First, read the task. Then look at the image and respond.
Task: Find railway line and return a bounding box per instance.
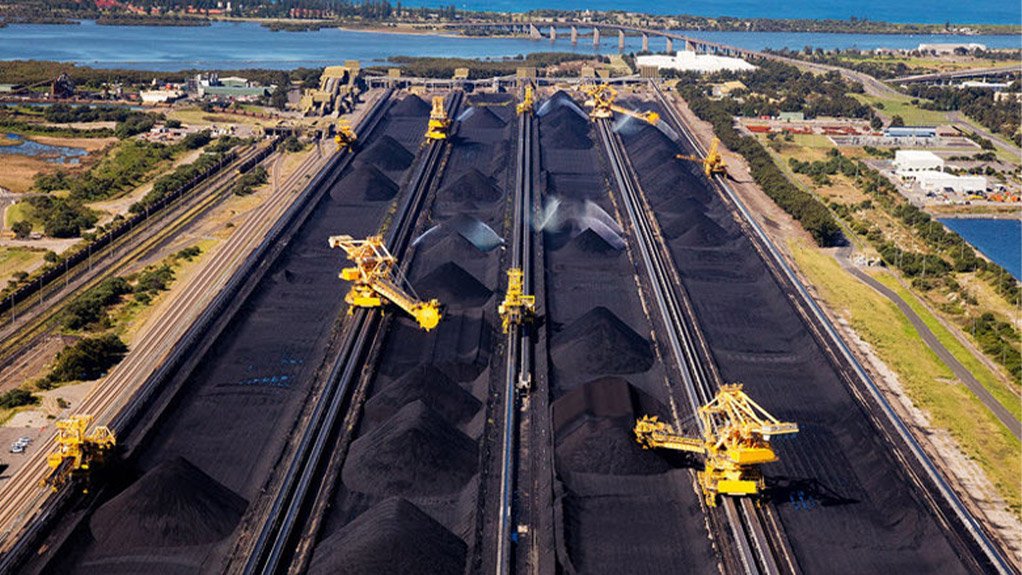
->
[0,81,1014,575]
[649,83,1015,575]
[242,90,463,574]
[641,83,1009,571]
[494,87,537,575]
[595,115,793,575]
[0,90,393,572]
[0,140,274,362]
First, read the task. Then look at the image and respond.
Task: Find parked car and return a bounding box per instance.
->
[9,444,24,454]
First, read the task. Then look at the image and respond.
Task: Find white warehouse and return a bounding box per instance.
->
[914,171,988,194]
[893,150,944,175]
[636,50,757,73]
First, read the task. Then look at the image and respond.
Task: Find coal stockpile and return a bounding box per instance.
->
[538,92,717,574]
[89,457,246,551]
[357,135,415,172]
[363,365,481,427]
[618,110,977,573]
[308,498,467,575]
[550,307,655,376]
[414,261,493,307]
[312,94,515,572]
[343,401,478,497]
[332,162,399,202]
[50,94,432,572]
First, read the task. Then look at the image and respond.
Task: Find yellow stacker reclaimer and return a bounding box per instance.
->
[497,268,536,333]
[677,137,727,179]
[516,84,535,115]
[634,383,797,506]
[334,120,357,151]
[578,82,660,125]
[425,95,451,141]
[328,235,442,331]
[41,415,116,492]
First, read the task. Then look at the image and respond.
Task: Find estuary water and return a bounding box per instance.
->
[941,218,1022,280]
[0,20,1019,71]
[399,0,1022,26]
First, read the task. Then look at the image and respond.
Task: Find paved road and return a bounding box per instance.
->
[841,258,1021,440]
[947,111,1022,159]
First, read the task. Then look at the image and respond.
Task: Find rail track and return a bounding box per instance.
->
[595,115,795,575]
[0,141,274,363]
[649,83,1015,575]
[493,88,537,575]
[0,93,389,572]
[241,90,464,575]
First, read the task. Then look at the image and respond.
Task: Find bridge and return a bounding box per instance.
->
[889,65,1022,85]
[442,20,759,58]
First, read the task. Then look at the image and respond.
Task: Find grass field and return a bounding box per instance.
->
[4,201,36,231]
[0,246,45,284]
[873,273,1022,415]
[790,240,1021,516]
[851,93,948,126]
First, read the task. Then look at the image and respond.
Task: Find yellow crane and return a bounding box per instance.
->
[425,95,451,141]
[497,268,536,333]
[634,383,797,507]
[516,84,535,115]
[677,137,727,179]
[334,120,357,151]
[328,234,442,331]
[578,83,660,125]
[41,415,116,492]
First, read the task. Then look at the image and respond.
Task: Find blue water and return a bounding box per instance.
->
[941,218,1022,280]
[403,0,1022,25]
[0,21,1019,71]
[0,133,87,164]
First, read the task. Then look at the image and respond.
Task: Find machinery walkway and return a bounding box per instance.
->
[839,256,1022,440]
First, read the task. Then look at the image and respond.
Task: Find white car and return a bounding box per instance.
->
[9,444,24,454]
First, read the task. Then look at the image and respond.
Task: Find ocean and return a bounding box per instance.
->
[0,20,1019,71]
[405,0,1021,26]
[940,218,1022,280]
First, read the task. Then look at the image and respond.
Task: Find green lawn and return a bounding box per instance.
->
[790,240,1021,516]
[4,201,38,231]
[851,93,948,126]
[874,273,1022,419]
[0,246,45,283]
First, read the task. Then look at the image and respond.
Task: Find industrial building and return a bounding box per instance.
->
[917,42,987,53]
[636,50,756,73]
[914,170,988,194]
[885,126,937,139]
[893,150,944,174]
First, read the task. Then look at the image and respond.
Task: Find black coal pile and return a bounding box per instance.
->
[343,401,478,497]
[542,105,593,150]
[416,228,493,262]
[551,307,654,375]
[364,365,481,427]
[459,106,506,130]
[390,95,431,117]
[90,457,246,551]
[334,162,399,202]
[439,168,503,203]
[414,261,492,307]
[660,210,730,245]
[359,135,414,171]
[553,378,672,476]
[309,498,467,575]
[556,227,625,259]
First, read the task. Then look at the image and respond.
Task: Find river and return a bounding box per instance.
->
[941,218,1022,280]
[402,0,1022,25]
[0,20,1019,71]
